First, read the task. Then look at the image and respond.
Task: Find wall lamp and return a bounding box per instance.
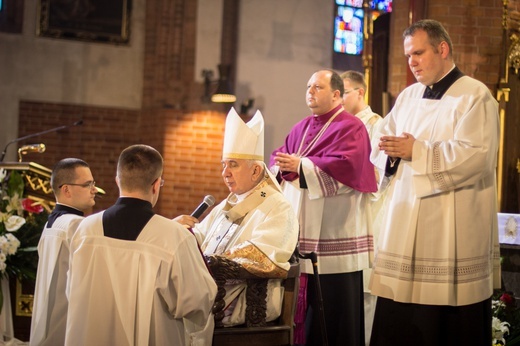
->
[202,64,237,104]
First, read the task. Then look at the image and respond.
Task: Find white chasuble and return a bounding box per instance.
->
[193,182,299,326]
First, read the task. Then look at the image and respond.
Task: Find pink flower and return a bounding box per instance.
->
[500,293,514,306]
[21,199,43,214]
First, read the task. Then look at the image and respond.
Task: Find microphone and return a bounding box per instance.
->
[190,195,216,218]
[19,143,46,154]
[17,143,46,162]
[0,120,84,162]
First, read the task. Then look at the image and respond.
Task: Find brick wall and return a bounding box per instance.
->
[140,108,229,218]
[16,0,231,220]
[17,101,140,212]
[387,0,411,97]
[142,0,198,110]
[17,101,230,219]
[17,0,510,219]
[139,0,231,218]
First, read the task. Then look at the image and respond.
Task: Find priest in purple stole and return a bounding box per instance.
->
[270,69,377,345]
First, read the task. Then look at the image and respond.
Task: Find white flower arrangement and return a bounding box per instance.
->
[0,168,47,281]
[0,168,49,312]
[493,315,511,345]
[0,170,26,275]
[491,291,520,346]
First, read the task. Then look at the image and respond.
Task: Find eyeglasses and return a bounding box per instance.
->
[59,181,96,189]
[152,177,165,187]
[343,88,360,96]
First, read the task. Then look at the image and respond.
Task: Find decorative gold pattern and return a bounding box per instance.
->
[15,280,33,317]
[224,243,288,279]
[508,34,520,74]
[0,162,55,211]
[497,104,508,207]
[24,173,52,195]
[224,153,264,161]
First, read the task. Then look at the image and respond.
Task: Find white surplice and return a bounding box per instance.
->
[370,76,501,306]
[66,213,217,346]
[354,106,384,345]
[275,157,374,275]
[192,181,299,326]
[30,214,83,346]
[355,106,383,140]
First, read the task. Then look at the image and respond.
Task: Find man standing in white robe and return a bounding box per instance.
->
[341,70,383,140]
[30,158,97,346]
[341,70,385,344]
[65,144,217,346]
[190,108,299,327]
[369,19,500,346]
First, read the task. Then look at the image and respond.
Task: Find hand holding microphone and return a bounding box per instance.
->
[191,195,216,218]
[173,195,216,228]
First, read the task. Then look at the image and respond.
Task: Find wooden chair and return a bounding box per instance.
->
[207,255,300,346]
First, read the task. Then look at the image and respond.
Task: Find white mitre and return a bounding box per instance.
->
[223,107,281,192]
[223,107,264,160]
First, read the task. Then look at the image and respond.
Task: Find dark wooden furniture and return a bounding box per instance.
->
[207,255,300,346]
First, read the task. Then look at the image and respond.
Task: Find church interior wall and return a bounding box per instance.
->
[1,0,515,219]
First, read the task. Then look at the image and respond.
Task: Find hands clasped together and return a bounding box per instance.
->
[378,132,415,161]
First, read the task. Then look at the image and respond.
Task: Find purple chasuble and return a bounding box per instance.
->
[270,104,377,193]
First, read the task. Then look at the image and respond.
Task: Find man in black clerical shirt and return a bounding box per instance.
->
[370,19,499,346]
[64,144,216,345]
[30,158,97,346]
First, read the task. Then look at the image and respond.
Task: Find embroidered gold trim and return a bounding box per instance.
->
[224,242,288,279]
[223,153,264,161]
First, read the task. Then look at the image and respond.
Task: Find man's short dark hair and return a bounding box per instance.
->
[403,19,453,57]
[328,69,345,95]
[51,158,90,193]
[117,144,163,192]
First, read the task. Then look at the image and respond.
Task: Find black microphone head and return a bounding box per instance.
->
[190,195,215,218]
[74,120,84,126]
[203,195,215,206]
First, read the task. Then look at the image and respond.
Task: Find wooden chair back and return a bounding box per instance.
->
[210,257,300,346]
